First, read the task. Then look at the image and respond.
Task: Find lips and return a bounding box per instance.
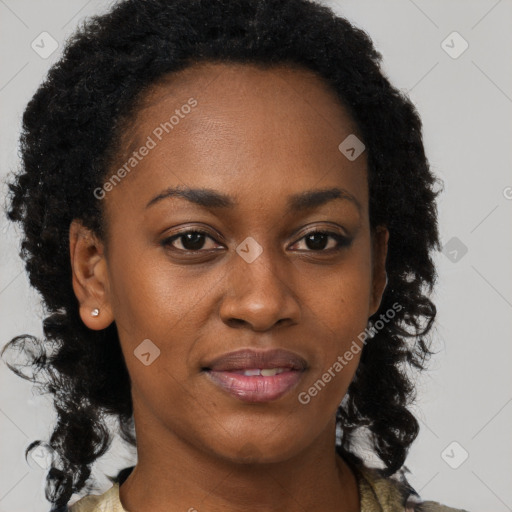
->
[203,348,308,372]
[202,348,308,403]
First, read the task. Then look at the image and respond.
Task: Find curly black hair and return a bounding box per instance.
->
[2,0,442,509]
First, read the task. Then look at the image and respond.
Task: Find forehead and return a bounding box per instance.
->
[124,60,363,153]
[105,61,368,220]
[138,61,349,114]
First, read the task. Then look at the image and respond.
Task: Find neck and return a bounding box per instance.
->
[119,402,360,512]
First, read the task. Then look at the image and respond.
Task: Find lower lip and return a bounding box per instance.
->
[205,370,304,403]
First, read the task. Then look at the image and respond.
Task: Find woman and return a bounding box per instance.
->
[2,0,468,510]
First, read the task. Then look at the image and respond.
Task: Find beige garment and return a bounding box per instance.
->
[355,465,469,512]
[68,464,469,512]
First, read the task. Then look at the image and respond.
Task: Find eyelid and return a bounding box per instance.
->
[161,228,222,251]
[161,225,351,253]
[289,229,351,251]
[293,223,348,240]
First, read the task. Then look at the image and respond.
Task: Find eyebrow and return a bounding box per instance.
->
[145,186,362,215]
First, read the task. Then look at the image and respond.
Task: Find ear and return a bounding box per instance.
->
[369,225,389,317]
[69,219,114,330]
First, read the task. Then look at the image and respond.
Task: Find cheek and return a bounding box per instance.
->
[296,300,365,417]
[294,248,372,406]
[300,246,373,335]
[107,241,210,336]
[107,248,226,399]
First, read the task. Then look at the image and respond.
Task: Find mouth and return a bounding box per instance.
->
[202,348,308,403]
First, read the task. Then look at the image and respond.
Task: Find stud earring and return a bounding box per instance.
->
[91,308,100,317]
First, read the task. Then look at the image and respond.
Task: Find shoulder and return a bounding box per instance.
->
[410,502,471,512]
[67,482,124,512]
[353,464,470,512]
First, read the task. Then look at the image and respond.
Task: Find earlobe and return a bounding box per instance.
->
[69,220,114,330]
[369,226,389,317]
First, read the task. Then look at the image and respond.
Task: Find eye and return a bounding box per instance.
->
[161,228,352,254]
[161,230,223,252]
[290,230,352,252]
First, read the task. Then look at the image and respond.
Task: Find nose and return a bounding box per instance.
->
[219,247,301,332]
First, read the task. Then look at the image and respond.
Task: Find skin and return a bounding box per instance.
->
[69,62,389,512]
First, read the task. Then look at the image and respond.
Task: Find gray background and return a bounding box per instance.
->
[1,1,511,511]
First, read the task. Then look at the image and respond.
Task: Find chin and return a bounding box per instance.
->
[208,433,304,466]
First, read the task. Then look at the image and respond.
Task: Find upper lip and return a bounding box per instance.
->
[203,348,308,372]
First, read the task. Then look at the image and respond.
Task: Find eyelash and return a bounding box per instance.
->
[160,228,352,254]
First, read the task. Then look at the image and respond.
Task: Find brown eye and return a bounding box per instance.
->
[292,230,352,252]
[161,230,221,252]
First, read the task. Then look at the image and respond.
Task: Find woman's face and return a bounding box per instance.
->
[73,62,388,464]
